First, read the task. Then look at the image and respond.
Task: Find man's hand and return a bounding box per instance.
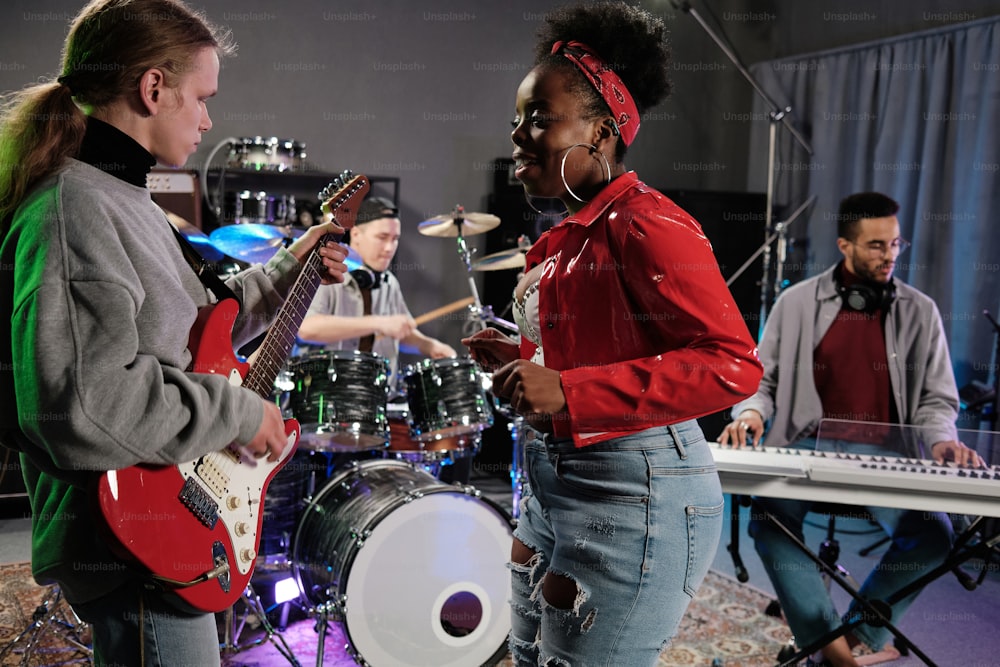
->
[930,440,987,468]
[716,410,765,448]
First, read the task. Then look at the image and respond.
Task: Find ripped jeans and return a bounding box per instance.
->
[509,420,723,667]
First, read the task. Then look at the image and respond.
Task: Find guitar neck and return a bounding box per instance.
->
[241,234,337,397]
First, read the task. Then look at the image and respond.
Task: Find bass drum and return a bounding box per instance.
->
[293,460,513,667]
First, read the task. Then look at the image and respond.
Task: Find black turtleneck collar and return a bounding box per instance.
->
[78,117,157,188]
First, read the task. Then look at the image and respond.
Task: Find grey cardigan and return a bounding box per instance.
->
[732,264,959,449]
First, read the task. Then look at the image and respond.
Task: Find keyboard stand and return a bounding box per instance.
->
[749,500,938,667]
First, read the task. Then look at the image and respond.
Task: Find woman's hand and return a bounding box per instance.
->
[461,328,521,372]
[492,359,567,432]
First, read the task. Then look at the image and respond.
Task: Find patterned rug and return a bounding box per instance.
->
[0,562,92,666]
[0,560,792,666]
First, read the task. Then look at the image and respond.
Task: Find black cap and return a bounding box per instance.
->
[355,196,399,225]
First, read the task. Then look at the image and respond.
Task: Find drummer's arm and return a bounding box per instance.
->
[403,330,457,359]
[298,313,407,344]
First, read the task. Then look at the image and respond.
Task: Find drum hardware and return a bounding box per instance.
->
[0,585,92,665]
[418,204,519,336]
[292,459,514,667]
[220,583,302,666]
[223,190,297,226]
[509,415,528,520]
[227,136,308,173]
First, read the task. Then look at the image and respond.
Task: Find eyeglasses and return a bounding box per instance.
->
[850,237,911,258]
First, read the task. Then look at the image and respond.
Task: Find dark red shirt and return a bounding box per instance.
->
[813,265,895,441]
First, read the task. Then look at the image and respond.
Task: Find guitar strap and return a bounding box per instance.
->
[168,224,241,308]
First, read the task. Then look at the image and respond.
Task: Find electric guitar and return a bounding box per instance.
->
[94,172,369,613]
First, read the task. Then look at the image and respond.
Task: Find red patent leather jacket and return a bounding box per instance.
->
[521,171,763,447]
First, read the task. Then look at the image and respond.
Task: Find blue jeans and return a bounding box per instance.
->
[72,579,220,667]
[510,420,723,667]
[749,438,954,651]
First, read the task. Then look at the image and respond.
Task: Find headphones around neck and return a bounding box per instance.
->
[834,265,896,313]
[350,266,386,290]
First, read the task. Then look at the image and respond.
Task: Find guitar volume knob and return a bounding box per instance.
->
[226,496,241,510]
[234,521,249,537]
[240,547,256,563]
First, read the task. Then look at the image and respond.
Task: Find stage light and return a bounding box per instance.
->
[274,576,300,605]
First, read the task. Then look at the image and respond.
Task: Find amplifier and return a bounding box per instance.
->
[148,169,202,229]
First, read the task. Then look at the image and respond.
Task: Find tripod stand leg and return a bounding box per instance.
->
[220,583,302,667]
[0,585,92,665]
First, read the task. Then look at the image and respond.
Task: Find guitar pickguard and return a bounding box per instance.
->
[176,427,298,577]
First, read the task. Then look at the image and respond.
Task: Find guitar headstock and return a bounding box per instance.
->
[318,171,370,230]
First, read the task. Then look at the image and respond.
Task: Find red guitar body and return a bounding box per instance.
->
[93,171,368,614]
[94,299,299,613]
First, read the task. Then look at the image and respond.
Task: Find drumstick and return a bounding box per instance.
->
[413,297,475,326]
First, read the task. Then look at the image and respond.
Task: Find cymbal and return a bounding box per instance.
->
[163,209,224,262]
[209,223,304,264]
[472,248,527,272]
[418,211,500,237]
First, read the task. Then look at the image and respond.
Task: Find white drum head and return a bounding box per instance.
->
[342,491,512,667]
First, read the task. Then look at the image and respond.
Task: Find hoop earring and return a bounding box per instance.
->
[560,143,612,204]
[523,190,568,217]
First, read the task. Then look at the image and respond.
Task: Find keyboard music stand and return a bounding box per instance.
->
[719,420,1000,667]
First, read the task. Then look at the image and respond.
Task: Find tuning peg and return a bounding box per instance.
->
[340,169,353,182]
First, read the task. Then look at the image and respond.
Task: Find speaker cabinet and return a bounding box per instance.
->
[148,169,201,229]
[661,188,767,440]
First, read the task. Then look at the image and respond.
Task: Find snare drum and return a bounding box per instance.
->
[401,358,494,441]
[388,416,480,464]
[293,459,512,667]
[287,350,390,451]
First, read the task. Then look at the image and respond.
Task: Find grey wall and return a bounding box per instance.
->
[2,0,997,352]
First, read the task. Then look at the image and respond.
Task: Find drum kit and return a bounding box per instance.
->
[166,191,533,666]
[256,347,512,666]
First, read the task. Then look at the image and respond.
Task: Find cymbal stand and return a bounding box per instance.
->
[0,584,92,666]
[451,205,520,336]
[310,595,346,667]
[220,582,301,666]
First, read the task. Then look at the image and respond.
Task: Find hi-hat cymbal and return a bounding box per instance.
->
[418,211,500,237]
[209,223,304,264]
[472,247,527,272]
[163,209,224,262]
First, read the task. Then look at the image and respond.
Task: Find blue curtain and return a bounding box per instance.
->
[747,15,1000,395]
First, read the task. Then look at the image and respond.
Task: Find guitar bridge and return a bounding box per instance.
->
[179,476,219,529]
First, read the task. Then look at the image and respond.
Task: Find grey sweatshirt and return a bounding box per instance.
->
[5,159,302,602]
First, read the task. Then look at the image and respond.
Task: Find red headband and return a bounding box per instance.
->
[551,40,640,146]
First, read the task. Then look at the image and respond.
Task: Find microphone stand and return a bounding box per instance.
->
[672,0,813,336]
[980,310,1000,465]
